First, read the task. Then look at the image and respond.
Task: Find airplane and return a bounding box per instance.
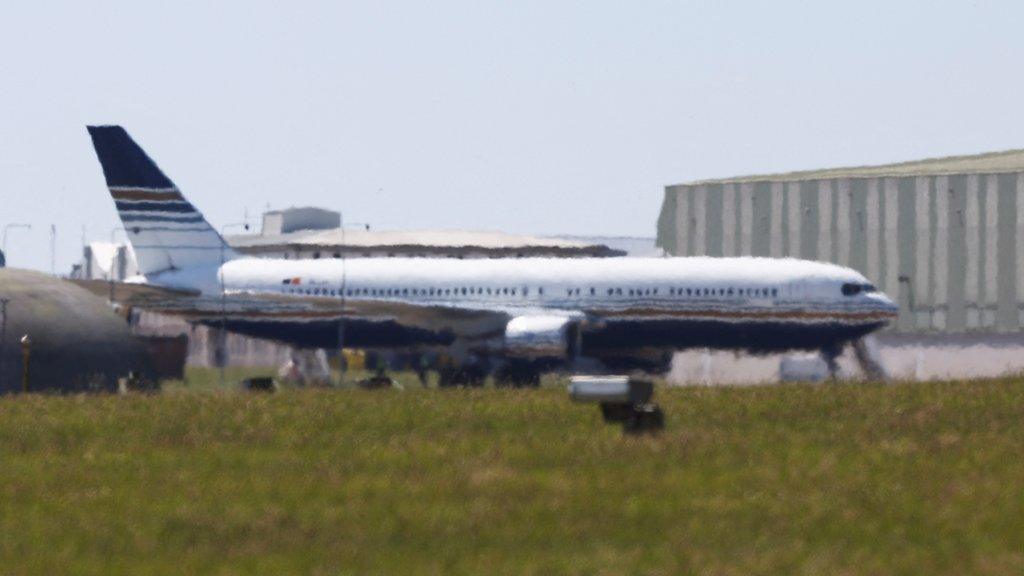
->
[81,125,899,386]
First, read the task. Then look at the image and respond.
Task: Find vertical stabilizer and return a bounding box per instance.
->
[86,125,234,275]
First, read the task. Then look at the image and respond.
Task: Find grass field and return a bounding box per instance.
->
[2,371,1024,575]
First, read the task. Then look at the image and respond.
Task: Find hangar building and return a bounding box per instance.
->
[0,268,154,392]
[657,149,1024,335]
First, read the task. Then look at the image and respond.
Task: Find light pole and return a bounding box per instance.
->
[337,213,347,386]
[2,223,31,265]
[335,218,370,386]
[49,225,56,276]
[219,223,249,388]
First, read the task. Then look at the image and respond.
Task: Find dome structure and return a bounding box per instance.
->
[0,268,152,393]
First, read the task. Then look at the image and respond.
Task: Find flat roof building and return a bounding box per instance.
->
[227,207,623,259]
[228,227,623,259]
[261,207,341,235]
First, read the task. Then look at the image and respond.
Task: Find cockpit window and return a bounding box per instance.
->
[842,282,876,296]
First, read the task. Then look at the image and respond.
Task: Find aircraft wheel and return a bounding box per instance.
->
[465,366,487,388]
[437,367,456,388]
[494,362,541,389]
[522,370,541,388]
[493,365,515,388]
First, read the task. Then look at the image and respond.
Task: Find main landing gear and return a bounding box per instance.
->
[433,358,542,389]
[852,336,888,381]
[493,360,542,389]
[437,364,487,388]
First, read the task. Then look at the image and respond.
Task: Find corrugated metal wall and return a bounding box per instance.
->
[656,174,1024,333]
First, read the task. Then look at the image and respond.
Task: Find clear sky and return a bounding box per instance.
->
[2,0,1024,271]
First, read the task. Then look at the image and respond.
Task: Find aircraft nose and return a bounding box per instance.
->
[872,292,899,317]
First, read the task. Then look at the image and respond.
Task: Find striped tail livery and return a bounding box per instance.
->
[86,125,235,276]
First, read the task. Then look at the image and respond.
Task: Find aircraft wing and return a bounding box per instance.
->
[70,279,202,304]
[76,280,592,350]
[75,280,513,337]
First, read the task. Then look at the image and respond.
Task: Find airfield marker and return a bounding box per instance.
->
[20,334,32,393]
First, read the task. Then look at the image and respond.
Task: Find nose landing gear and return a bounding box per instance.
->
[819,336,889,381]
[852,336,888,381]
[820,344,843,380]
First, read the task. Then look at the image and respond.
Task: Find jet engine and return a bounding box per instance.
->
[503,314,581,359]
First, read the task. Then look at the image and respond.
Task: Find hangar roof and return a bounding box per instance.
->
[0,268,151,392]
[226,229,624,257]
[679,148,1024,186]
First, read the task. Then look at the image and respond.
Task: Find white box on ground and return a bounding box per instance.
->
[568,376,632,403]
[779,354,829,382]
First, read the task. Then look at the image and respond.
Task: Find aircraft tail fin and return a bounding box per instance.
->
[86,125,236,275]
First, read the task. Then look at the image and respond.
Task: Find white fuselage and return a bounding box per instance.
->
[154,255,898,325]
